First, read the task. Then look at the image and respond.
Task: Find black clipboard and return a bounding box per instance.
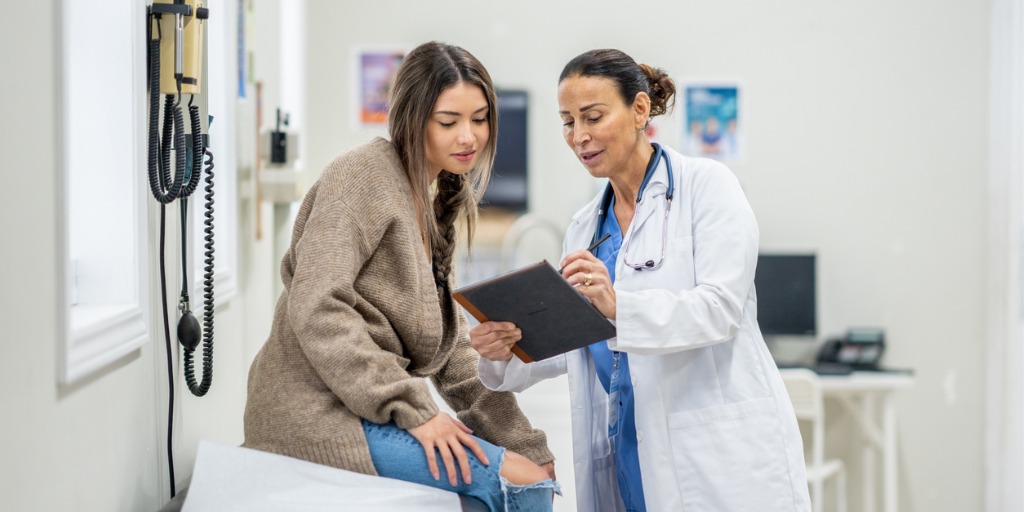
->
[452,260,617,362]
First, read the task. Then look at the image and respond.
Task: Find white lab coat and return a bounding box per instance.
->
[479,145,811,512]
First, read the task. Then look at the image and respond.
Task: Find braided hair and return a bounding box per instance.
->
[431,171,472,286]
[388,42,497,287]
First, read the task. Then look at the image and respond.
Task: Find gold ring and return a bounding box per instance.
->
[584,273,593,286]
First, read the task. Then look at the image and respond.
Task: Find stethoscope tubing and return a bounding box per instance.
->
[591,143,675,255]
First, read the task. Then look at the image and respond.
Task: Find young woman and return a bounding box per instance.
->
[243,41,558,511]
[472,49,811,512]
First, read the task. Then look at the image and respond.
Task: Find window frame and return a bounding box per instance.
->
[58,0,149,384]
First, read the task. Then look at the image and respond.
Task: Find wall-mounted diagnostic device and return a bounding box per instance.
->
[259,107,304,203]
[147,0,213,498]
[148,0,213,395]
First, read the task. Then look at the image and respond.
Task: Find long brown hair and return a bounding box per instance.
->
[388,41,497,286]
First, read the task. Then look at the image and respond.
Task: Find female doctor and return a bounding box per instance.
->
[470,49,812,512]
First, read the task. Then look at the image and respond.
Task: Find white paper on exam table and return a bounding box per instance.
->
[182,440,461,512]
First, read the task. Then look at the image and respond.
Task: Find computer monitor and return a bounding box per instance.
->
[481,89,528,213]
[754,253,816,336]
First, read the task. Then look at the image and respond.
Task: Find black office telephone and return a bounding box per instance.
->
[817,328,886,370]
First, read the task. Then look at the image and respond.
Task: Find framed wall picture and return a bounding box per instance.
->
[352,47,407,128]
[682,81,742,162]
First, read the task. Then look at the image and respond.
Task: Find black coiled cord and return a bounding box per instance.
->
[183,147,215,396]
[148,39,184,204]
[182,101,204,197]
[154,94,186,203]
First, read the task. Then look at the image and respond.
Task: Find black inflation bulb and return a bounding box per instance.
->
[177,312,202,351]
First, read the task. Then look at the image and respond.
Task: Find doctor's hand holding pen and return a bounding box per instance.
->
[559,248,616,320]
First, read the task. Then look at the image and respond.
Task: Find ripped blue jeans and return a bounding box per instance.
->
[361,420,559,512]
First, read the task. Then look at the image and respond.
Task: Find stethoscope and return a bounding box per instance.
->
[591,143,675,271]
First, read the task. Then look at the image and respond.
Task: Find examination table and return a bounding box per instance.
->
[158,441,488,511]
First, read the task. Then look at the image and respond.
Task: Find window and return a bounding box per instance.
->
[60,0,148,384]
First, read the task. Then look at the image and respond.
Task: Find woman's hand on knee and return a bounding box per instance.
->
[408,413,490,486]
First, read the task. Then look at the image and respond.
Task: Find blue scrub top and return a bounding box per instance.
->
[587,195,648,512]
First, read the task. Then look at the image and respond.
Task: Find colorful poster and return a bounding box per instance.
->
[357,49,406,126]
[682,82,741,162]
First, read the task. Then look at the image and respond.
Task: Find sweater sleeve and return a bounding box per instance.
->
[287,197,438,430]
[430,310,555,466]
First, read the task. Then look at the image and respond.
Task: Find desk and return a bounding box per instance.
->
[780,370,914,512]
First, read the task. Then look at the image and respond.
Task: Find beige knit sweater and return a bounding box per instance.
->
[242,137,553,474]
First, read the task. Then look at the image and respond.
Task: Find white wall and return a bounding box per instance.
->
[304,1,990,511]
[986,0,1024,510]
